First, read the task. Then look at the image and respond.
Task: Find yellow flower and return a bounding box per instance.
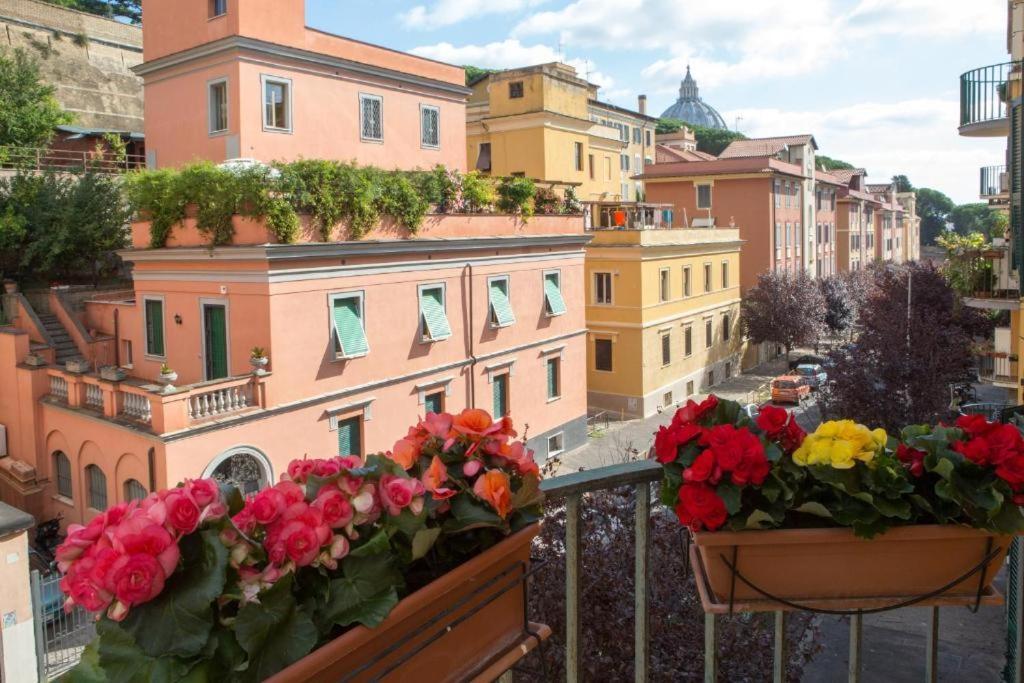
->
[792,420,887,469]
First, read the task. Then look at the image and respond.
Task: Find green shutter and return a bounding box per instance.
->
[332,296,369,357]
[543,273,567,316]
[419,287,452,341]
[204,305,228,380]
[546,358,559,399]
[492,373,508,417]
[145,299,164,356]
[337,416,362,456]
[488,279,515,327]
[424,392,443,415]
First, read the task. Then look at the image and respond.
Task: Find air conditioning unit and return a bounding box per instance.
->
[0,424,7,457]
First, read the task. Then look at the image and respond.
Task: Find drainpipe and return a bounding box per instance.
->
[113,308,120,367]
[465,263,477,409]
[147,447,156,492]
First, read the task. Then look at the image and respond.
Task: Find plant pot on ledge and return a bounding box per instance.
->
[267,523,545,683]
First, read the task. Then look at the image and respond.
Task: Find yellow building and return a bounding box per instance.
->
[466,62,656,212]
[585,227,744,418]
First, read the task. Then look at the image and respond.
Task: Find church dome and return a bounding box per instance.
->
[660,67,727,130]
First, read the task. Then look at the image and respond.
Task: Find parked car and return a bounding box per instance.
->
[771,375,811,405]
[788,354,827,371]
[742,403,761,421]
[794,364,828,390]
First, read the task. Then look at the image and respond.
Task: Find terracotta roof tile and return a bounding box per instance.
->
[655,145,717,162]
[639,156,807,180]
[719,134,817,158]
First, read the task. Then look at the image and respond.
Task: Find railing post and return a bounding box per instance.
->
[634,482,650,683]
[704,613,717,683]
[566,493,582,683]
[925,607,939,683]
[31,569,45,683]
[773,611,785,683]
[848,613,862,682]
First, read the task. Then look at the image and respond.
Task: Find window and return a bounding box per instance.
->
[54,451,72,499]
[487,276,516,327]
[543,271,567,316]
[684,326,693,356]
[360,93,383,142]
[621,183,630,200]
[509,81,524,98]
[623,125,630,142]
[262,76,291,132]
[659,268,670,302]
[144,297,165,357]
[705,319,713,348]
[588,154,595,180]
[595,338,613,372]
[574,142,584,172]
[546,357,561,400]
[492,372,510,417]
[594,272,612,304]
[336,416,362,457]
[661,332,671,366]
[786,223,792,249]
[209,0,227,17]
[707,370,715,386]
[686,380,694,396]
[208,79,228,134]
[725,362,732,379]
[424,391,444,415]
[696,184,712,210]
[419,284,452,342]
[774,179,781,208]
[331,293,369,358]
[816,223,822,243]
[476,143,492,172]
[723,313,731,342]
[663,391,674,408]
[721,261,729,289]
[774,223,782,250]
[683,266,692,297]
[703,263,712,293]
[547,433,564,457]
[420,105,439,149]
[605,156,612,180]
[86,464,107,511]
[124,479,147,502]
[646,130,652,146]
[633,127,642,144]
[621,154,630,171]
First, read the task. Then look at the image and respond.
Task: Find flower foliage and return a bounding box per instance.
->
[58,409,542,682]
[655,396,1024,539]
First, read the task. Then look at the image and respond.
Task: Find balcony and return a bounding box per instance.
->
[980,164,1009,200]
[978,353,1019,389]
[589,202,676,231]
[959,62,1019,137]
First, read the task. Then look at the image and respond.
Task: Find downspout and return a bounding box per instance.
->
[147,447,156,492]
[113,308,120,367]
[466,263,477,409]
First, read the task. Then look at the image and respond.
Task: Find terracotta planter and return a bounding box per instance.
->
[267,523,543,683]
[693,525,1011,610]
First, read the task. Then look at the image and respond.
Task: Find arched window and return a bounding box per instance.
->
[123,479,147,502]
[85,465,108,511]
[53,452,72,499]
[207,449,269,495]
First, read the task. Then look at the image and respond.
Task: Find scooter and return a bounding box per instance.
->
[33,514,64,564]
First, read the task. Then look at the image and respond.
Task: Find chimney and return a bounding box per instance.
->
[638,94,647,115]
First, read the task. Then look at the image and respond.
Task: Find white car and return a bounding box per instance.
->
[794,364,828,390]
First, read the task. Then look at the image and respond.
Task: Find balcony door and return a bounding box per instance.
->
[202,301,229,381]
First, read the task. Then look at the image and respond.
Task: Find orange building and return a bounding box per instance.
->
[834,169,883,272]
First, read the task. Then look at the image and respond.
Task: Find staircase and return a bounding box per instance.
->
[38,313,83,364]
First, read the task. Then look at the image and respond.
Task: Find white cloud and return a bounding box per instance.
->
[842,0,1004,38]
[400,0,547,30]
[721,99,1005,204]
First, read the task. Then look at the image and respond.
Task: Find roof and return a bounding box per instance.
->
[866,183,893,194]
[639,156,807,180]
[660,66,728,130]
[719,134,818,159]
[0,502,34,537]
[816,170,847,187]
[828,168,867,184]
[656,145,717,162]
[57,125,144,141]
[589,99,658,123]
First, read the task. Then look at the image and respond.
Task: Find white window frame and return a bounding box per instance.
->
[328,291,369,360]
[661,331,672,367]
[703,262,712,293]
[142,294,166,360]
[542,269,566,317]
[487,275,515,328]
[208,77,229,136]
[209,0,227,17]
[659,267,670,303]
[261,74,292,133]
[696,183,712,210]
[594,271,613,305]
[360,93,384,143]
[545,355,562,402]
[683,266,692,297]
[419,103,439,150]
[418,282,449,343]
[547,432,565,458]
[721,260,729,289]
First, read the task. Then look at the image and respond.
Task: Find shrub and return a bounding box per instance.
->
[461,171,496,212]
[533,187,561,215]
[496,176,535,218]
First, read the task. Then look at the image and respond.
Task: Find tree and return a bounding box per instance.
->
[464,65,495,86]
[42,0,140,24]
[935,231,990,296]
[892,175,914,193]
[915,187,956,246]
[0,48,73,148]
[816,155,855,171]
[741,270,825,360]
[655,119,747,156]
[819,275,855,338]
[821,263,991,432]
[950,203,1005,239]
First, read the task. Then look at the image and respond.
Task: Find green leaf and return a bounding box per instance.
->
[59,640,105,683]
[120,528,228,659]
[219,483,245,517]
[744,509,777,529]
[319,553,403,629]
[763,442,783,464]
[388,507,428,538]
[350,529,392,557]
[411,527,441,560]
[235,574,318,682]
[794,501,833,519]
[444,494,504,533]
[511,474,542,509]
[92,621,193,683]
[716,482,742,515]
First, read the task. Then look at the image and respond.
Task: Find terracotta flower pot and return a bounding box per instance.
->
[692,525,1011,611]
[267,523,544,683]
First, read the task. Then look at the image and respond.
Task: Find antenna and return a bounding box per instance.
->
[734,115,744,132]
[557,37,564,62]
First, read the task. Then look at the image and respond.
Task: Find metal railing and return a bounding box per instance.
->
[978,355,1018,385]
[0,146,145,174]
[31,569,96,680]
[960,62,1018,130]
[981,165,1009,197]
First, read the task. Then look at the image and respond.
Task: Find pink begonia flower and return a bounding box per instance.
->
[463,460,483,478]
[163,489,201,534]
[379,475,425,516]
[110,553,166,607]
[250,488,287,526]
[186,479,220,507]
[312,488,354,529]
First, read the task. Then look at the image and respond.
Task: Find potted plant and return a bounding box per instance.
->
[57,409,545,681]
[65,358,90,374]
[250,346,269,374]
[158,363,178,393]
[653,396,1023,610]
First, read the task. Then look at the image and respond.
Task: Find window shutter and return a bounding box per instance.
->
[420,288,452,340]
[493,374,508,417]
[337,416,361,457]
[145,300,164,356]
[543,273,567,316]
[332,297,369,357]
[488,280,516,327]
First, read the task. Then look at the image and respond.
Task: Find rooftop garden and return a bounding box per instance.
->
[124,161,584,248]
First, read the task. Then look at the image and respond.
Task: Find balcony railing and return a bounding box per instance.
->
[0,146,146,174]
[978,355,1019,387]
[959,62,1019,136]
[981,165,1009,198]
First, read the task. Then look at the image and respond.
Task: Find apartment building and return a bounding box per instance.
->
[834,169,882,272]
[585,227,743,418]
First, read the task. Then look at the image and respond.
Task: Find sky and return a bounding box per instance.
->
[307,0,1009,204]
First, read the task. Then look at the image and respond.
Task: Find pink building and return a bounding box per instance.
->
[0,0,588,529]
[137,0,469,170]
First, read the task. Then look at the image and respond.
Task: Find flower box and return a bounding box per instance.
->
[267,523,543,683]
[692,525,1010,612]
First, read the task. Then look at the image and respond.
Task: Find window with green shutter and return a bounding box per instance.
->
[543,271,567,316]
[332,294,369,358]
[488,277,515,327]
[419,285,452,341]
[337,416,362,457]
[424,391,444,415]
[546,357,560,400]
[492,373,509,417]
[144,298,164,356]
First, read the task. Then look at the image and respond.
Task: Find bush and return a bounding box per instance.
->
[497,176,536,218]
[461,171,496,212]
[533,187,560,215]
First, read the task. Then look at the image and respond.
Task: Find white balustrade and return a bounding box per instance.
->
[85,383,103,410]
[49,375,68,402]
[188,384,250,421]
[121,392,152,424]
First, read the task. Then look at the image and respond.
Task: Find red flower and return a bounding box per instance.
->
[672,395,719,426]
[110,554,166,608]
[675,483,728,531]
[163,490,200,534]
[997,456,1024,489]
[756,405,789,435]
[698,424,770,487]
[653,422,703,463]
[896,443,926,477]
[683,450,720,484]
[956,414,999,439]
